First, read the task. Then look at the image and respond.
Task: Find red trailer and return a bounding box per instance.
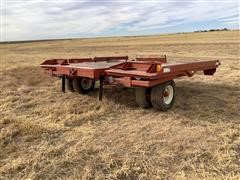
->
[40,55,220,111]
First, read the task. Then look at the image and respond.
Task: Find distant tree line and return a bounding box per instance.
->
[194,28,229,32]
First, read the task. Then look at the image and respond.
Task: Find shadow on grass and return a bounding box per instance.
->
[93,80,239,123]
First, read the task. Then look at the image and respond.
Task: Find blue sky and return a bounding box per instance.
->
[1,0,239,41]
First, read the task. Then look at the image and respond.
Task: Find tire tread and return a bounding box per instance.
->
[151,81,175,111]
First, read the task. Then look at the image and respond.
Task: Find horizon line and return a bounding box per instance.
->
[1,28,239,44]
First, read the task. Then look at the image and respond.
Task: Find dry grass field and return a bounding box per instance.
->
[0,30,240,179]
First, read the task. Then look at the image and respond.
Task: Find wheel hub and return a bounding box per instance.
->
[81,78,93,90]
[163,85,174,105]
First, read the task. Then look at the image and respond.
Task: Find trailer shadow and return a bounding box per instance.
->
[98,86,137,108]
[172,81,239,123]
[97,81,239,123]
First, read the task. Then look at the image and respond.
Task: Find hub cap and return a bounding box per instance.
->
[163,85,174,105]
[81,78,93,90]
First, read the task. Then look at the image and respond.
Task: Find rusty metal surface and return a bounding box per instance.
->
[67,60,126,69]
[40,56,220,87]
[106,60,220,79]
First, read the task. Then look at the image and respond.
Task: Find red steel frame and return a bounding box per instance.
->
[40,55,220,88]
[40,56,128,80]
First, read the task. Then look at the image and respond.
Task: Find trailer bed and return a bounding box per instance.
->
[41,56,220,86]
[41,60,126,70]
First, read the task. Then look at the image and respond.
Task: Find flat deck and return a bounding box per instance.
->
[40,57,220,87]
[67,60,125,69]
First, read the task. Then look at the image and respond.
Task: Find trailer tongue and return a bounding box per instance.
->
[40,55,220,111]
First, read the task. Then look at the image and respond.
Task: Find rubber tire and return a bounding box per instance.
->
[135,87,152,108]
[72,78,95,94]
[151,81,176,111]
[66,78,74,92]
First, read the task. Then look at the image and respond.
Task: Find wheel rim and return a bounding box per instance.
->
[81,78,93,90]
[163,85,174,105]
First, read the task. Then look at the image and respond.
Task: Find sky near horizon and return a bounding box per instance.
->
[1,0,239,41]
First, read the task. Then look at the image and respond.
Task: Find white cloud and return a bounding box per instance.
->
[1,0,239,41]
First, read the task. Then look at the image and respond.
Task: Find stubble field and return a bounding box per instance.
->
[0,30,240,179]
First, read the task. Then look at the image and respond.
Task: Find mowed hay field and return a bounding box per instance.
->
[0,30,240,179]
